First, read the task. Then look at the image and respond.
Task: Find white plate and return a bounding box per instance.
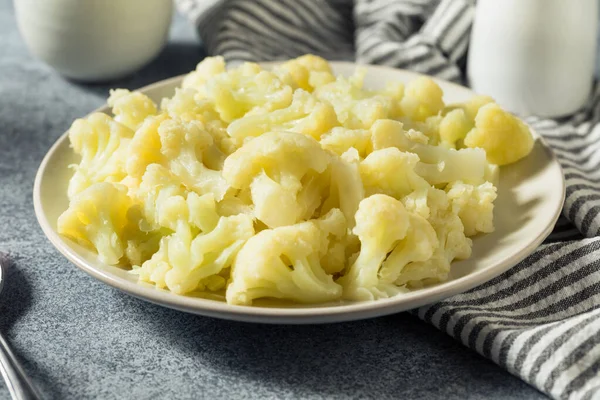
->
[33,62,565,324]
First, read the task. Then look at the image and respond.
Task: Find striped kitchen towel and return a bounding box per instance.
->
[177,0,600,398]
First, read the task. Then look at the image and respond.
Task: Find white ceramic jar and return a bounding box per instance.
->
[15,0,173,82]
[468,0,598,117]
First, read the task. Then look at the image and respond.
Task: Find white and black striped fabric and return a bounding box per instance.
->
[177,1,600,398]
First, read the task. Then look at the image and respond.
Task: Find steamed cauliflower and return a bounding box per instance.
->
[370,119,418,151]
[136,212,254,294]
[272,54,336,92]
[67,113,133,198]
[403,187,472,266]
[193,60,293,123]
[314,69,395,129]
[125,114,169,180]
[464,103,534,165]
[446,181,497,236]
[440,95,495,148]
[227,89,339,141]
[338,195,439,301]
[226,210,344,305]
[132,164,253,293]
[378,81,405,118]
[360,148,430,199]
[58,182,135,265]
[400,77,444,122]
[368,119,488,185]
[450,95,495,121]
[135,164,201,231]
[160,88,236,163]
[321,148,364,228]
[315,208,352,275]
[59,54,535,306]
[158,119,229,200]
[319,127,372,157]
[182,56,226,91]
[413,145,488,185]
[160,88,219,124]
[439,109,471,148]
[222,131,330,228]
[126,116,229,200]
[108,89,157,131]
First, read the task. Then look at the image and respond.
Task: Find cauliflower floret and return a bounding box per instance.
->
[67,112,134,198]
[160,88,220,124]
[370,118,437,153]
[160,119,230,200]
[182,56,227,91]
[227,89,339,141]
[439,109,471,148]
[226,211,345,305]
[222,131,331,185]
[438,95,494,148]
[338,194,439,301]
[196,62,293,123]
[161,88,236,164]
[249,172,305,227]
[107,89,157,131]
[123,230,163,268]
[115,204,165,267]
[464,95,495,120]
[393,253,449,288]
[126,114,169,180]
[447,95,495,122]
[403,187,472,264]
[360,148,430,199]
[187,190,221,232]
[377,81,405,118]
[222,131,330,228]
[127,117,229,200]
[367,119,487,185]
[315,209,351,275]
[379,214,439,285]
[136,213,254,294]
[439,95,494,148]
[399,115,443,145]
[136,164,188,231]
[405,129,430,145]
[370,119,416,152]
[400,77,444,122]
[446,181,497,236]
[321,148,365,228]
[314,70,394,129]
[216,189,254,218]
[58,182,135,265]
[464,103,534,165]
[272,54,336,92]
[136,164,220,233]
[319,127,372,158]
[133,163,252,293]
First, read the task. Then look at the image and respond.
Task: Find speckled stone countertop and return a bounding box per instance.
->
[0,2,548,399]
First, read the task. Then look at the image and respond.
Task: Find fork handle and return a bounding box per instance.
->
[0,332,42,400]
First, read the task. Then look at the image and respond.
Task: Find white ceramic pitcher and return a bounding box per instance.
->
[468,0,598,117]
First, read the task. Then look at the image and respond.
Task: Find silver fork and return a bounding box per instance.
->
[0,254,42,400]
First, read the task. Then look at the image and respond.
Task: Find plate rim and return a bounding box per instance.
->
[33,62,566,324]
